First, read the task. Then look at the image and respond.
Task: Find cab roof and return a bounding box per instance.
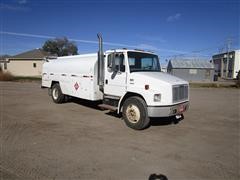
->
[47,49,157,60]
[105,49,156,55]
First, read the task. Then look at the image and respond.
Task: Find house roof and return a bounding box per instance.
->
[0,55,11,60]
[11,49,52,59]
[169,59,214,69]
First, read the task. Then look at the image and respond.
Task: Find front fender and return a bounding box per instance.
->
[117,90,148,114]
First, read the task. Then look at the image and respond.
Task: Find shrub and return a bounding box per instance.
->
[0,71,14,81]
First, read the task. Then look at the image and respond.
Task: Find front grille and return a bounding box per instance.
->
[172,84,188,103]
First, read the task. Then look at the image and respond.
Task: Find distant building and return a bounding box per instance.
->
[212,50,240,79]
[161,64,167,73]
[5,49,52,77]
[167,59,214,82]
[0,55,11,71]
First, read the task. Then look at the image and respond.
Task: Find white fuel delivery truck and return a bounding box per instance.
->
[42,34,189,130]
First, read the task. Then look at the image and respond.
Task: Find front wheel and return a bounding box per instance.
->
[51,83,65,104]
[122,96,150,130]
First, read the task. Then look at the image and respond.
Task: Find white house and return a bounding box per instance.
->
[5,49,52,77]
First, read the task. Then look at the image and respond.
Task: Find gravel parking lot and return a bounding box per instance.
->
[0,81,239,180]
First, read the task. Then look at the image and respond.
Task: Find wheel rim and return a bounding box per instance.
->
[52,88,59,100]
[126,104,141,123]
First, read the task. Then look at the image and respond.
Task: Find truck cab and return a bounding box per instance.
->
[101,49,189,129]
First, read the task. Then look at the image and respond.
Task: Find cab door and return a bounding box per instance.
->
[104,52,127,97]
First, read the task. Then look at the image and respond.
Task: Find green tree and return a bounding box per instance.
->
[42,37,78,56]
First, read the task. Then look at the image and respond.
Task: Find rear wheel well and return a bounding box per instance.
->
[51,81,59,88]
[119,92,146,112]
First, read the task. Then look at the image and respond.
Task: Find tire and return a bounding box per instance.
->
[122,96,150,130]
[51,83,65,104]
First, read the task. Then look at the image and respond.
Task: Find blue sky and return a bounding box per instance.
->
[0,0,239,61]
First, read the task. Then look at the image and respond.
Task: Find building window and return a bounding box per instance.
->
[33,63,37,68]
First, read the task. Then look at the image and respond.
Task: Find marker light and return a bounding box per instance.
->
[145,85,149,90]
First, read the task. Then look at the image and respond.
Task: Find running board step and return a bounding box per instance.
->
[98,104,118,111]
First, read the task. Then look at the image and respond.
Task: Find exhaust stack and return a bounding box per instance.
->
[97,33,104,92]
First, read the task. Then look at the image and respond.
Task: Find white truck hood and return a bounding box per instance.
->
[129,72,188,86]
[128,72,189,106]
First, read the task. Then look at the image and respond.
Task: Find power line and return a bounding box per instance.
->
[0,31,187,54]
[1,31,239,58]
[165,36,240,58]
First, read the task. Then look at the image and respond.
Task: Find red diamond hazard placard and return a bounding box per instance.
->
[74,82,79,90]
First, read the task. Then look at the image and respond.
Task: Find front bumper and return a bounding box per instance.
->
[147,101,189,117]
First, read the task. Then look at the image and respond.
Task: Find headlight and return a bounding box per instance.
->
[154,94,161,102]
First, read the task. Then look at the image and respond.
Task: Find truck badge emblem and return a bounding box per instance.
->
[74,82,79,90]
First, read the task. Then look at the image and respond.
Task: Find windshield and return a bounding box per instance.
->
[128,52,160,72]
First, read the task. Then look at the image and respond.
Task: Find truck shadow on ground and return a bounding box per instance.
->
[150,115,184,126]
[67,97,184,128]
[106,111,184,127]
[66,97,102,111]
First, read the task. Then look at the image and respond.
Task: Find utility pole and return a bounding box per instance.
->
[225,38,232,78]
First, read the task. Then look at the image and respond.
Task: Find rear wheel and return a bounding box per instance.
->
[51,83,65,104]
[122,96,150,130]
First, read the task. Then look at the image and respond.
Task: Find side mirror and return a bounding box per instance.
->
[112,53,119,72]
[112,62,119,72]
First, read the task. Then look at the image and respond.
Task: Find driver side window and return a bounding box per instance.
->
[107,53,125,72]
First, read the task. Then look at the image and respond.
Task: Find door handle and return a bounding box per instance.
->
[105,79,108,84]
